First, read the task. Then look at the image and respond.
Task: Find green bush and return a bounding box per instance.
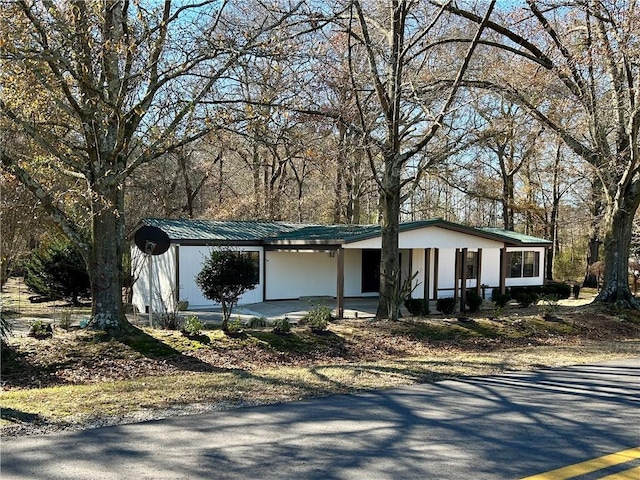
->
[465,290,483,313]
[538,294,559,317]
[195,249,259,332]
[404,298,430,316]
[542,281,571,299]
[510,282,571,301]
[22,239,90,305]
[492,293,511,308]
[301,304,332,333]
[1,306,12,347]
[182,315,204,336]
[515,292,539,308]
[272,317,291,334]
[436,297,457,315]
[248,316,268,328]
[28,320,52,339]
[226,317,244,334]
[300,305,333,330]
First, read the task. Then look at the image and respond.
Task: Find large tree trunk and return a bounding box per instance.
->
[596,195,639,307]
[87,181,130,331]
[376,162,401,321]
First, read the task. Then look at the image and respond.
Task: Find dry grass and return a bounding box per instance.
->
[2,280,640,437]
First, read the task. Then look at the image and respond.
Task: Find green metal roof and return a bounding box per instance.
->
[478,227,552,245]
[268,224,381,243]
[140,218,551,246]
[142,218,299,242]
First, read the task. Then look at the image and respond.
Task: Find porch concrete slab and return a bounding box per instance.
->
[180,297,381,325]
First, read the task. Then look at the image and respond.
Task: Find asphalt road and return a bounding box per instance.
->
[1,358,639,480]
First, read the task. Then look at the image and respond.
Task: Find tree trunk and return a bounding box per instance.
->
[334,124,346,224]
[376,161,401,321]
[583,176,603,288]
[546,148,561,281]
[86,182,130,332]
[596,198,638,306]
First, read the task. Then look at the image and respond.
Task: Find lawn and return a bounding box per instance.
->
[2,282,640,438]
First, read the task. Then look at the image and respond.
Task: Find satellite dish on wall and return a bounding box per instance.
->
[134,226,171,255]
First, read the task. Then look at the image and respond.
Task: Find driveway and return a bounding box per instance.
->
[2,358,638,479]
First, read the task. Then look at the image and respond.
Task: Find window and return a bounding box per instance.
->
[241,251,260,284]
[464,251,478,279]
[507,251,540,278]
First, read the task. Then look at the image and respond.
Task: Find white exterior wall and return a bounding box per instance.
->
[133,244,265,311]
[481,248,502,288]
[265,250,337,300]
[179,245,264,307]
[346,226,505,250]
[132,245,178,314]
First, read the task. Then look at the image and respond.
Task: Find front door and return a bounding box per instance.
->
[361,249,381,293]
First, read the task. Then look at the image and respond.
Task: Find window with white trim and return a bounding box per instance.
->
[507,251,540,278]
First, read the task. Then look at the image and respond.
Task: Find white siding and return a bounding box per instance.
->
[178,246,264,307]
[345,226,504,250]
[131,244,177,314]
[265,250,336,299]
[481,249,502,288]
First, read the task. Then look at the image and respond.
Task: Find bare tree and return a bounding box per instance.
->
[441,0,640,306]
[0,0,305,330]
[337,0,496,320]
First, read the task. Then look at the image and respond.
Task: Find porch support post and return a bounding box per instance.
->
[460,248,468,312]
[476,248,483,297]
[454,248,460,306]
[499,247,507,294]
[423,248,431,301]
[336,247,344,319]
[433,248,439,300]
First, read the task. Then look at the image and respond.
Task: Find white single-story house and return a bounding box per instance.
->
[131,218,551,317]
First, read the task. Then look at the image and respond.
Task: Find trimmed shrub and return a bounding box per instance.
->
[272,317,291,334]
[404,298,430,316]
[436,297,457,315]
[465,290,483,313]
[196,249,259,332]
[226,317,243,334]
[510,282,571,301]
[248,316,268,328]
[515,292,539,308]
[492,293,511,308]
[301,304,332,333]
[542,281,571,299]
